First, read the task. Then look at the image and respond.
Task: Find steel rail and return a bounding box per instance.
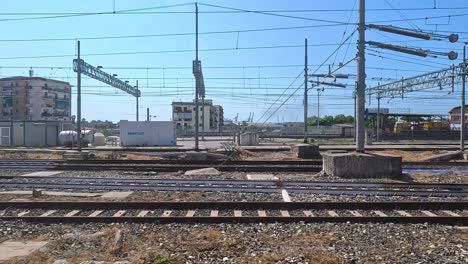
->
[1,176,467,190]
[0,201,466,225]
[1,182,467,197]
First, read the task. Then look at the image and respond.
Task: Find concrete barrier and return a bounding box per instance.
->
[322,151,402,178]
[291,144,320,159]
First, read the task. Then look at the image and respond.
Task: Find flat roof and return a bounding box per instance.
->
[0,76,70,86]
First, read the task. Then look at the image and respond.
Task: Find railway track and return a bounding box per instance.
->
[0,201,466,225]
[1,177,467,197]
[0,159,467,172]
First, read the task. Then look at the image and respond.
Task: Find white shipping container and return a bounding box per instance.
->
[119,120,177,146]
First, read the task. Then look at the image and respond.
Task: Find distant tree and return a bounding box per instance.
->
[307,114,354,126]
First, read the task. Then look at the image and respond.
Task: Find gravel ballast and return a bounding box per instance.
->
[0,221,466,263]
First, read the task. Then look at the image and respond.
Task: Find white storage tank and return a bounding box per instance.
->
[58,130,95,146]
[119,120,176,146]
[93,132,106,146]
[59,131,77,146]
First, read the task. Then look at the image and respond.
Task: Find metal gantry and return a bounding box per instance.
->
[73,59,140,97]
[367,64,467,98]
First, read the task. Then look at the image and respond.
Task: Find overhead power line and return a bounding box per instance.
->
[2,7,468,15]
[0,2,195,22]
[0,43,355,60]
[0,64,430,72]
[0,24,352,42]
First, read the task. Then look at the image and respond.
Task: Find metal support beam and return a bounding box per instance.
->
[194,3,199,151]
[376,94,381,142]
[136,80,139,122]
[201,96,205,140]
[76,41,82,152]
[72,60,140,97]
[367,64,466,98]
[461,46,466,151]
[356,0,366,152]
[304,38,308,143]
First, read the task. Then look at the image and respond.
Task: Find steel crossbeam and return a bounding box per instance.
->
[367,64,467,98]
[73,59,140,97]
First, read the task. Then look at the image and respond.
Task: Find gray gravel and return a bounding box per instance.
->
[0,221,466,263]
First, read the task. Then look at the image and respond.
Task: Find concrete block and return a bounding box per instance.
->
[100,191,133,199]
[240,132,259,146]
[291,144,320,159]
[22,171,63,177]
[322,151,402,178]
[0,241,48,261]
[184,167,221,176]
[246,174,278,180]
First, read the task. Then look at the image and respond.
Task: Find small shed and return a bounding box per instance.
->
[119,120,177,146]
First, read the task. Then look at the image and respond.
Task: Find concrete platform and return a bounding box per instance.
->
[322,152,402,178]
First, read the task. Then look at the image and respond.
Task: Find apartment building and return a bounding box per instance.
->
[0,76,71,121]
[172,99,224,132]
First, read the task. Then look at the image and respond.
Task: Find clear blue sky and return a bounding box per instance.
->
[0,0,467,123]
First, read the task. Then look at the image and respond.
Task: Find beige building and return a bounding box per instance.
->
[172,99,224,132]
[0,76,71,121]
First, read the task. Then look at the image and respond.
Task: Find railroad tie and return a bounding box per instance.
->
[257,210,267,217]
[442,210,460,217]
[17,211,29,217]
[349,210,362,217]
[186,210,196,217]
[113,210,126,217]
[421,210,438,217]
[162,210,172,217]
[137,210,150,217]
[210,210,219,217]
[303,210,314,217]
[40,210,56,217]
[64,210,80,217]
[234,210,242,217]
[396,210,412,217]
[373,210,388,217]
[88,210,104,217]
[327,210,339,217]
[280,210,290,217]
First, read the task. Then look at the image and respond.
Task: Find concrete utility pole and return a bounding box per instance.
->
[461,45,466,151]
[136,80,139,121]
[194,2,200,151]
[147,108,149,121]
[317,88,323,128]
[356,0,366,152]
[304,38,308,143]
[76,40,82,152]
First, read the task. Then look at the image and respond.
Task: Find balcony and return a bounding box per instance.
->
[174,112,193,120]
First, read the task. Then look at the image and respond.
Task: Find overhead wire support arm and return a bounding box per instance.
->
[72,59,141,97]
[367,41,458,60]
[367,64,466,98]
[367,24,459,42]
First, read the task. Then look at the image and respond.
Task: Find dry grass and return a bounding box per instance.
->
[0,150,63,160]
[370,150,449,161]
[11,228,343,264]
